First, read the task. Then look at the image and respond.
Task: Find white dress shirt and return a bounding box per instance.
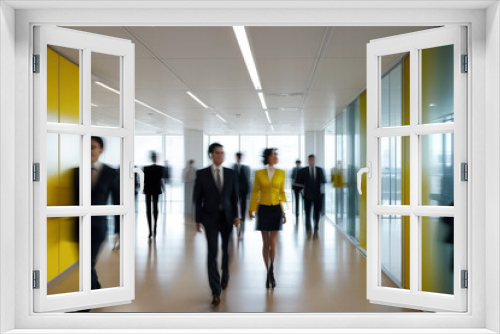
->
[211,164,224,188]
[267,166,275,181]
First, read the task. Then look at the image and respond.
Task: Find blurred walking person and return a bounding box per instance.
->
[73,136,119,293]
[249,148,287,289]
[193,143,240,307]
[233,152,250,238]
[182,159,197,218]
[291,159,302,220]
[143,151,168,239]
[296,154,326,238]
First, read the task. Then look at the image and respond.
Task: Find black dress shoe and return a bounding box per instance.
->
[221,274,229,290]
[211,296,221,307]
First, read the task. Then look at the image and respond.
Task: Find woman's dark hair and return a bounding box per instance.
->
[208,142,223,156]
[91,136,104,150]
[262,148,277,165]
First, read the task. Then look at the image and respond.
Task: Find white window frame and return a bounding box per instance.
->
[1,2,497,333]
[366,26,467,312]
[32,25,136,312]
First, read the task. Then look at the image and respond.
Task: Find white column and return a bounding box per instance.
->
[183,129,204,214]
[304,130,325,168]
[0,2,16,332]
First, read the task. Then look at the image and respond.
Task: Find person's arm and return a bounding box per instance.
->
[279,171,288,222]
[193,170,204,232]
[248,171,261,218]
[112,167,121,232]
[231,171,241,226]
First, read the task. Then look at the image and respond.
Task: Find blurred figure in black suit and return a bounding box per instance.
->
[291,159,302,219]
[233,152,250,238]
[74,136,120,291]
[296,154,326,237]
[193,143,240,307]
[143,151,168,239]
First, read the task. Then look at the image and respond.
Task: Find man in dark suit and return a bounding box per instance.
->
[143,151,168,239]
[291,159,302,219]
[233,152,250,238]
[74,136,120,291]
[193,143,240,307]
[296,154,326,237]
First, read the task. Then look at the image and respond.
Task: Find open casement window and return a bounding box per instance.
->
[364,26,467,312]
[33,26,138,312]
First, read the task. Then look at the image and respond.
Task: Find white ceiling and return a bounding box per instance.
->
[62,26,433,135]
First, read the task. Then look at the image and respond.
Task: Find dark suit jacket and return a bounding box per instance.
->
[74,164,120,239]
[291,166,301,191]
[143,164,167,195]
[296,166,326,200]
[233,163,250,195]
[193,166,239,228]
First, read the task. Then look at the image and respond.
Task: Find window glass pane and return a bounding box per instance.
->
[380,54,409,127]
[164,135,184,204]
[135,135,163,167]
[91,52,121,127]
[421,133,454,206]
[240,135,267,171]
[268,135,299,174]
[47,46,80,124]
[47,217,80,295]
[421,216,454,295]
[421,45,454,124]
[91,215,122,290]
[380,215,409,290]
[47,133,81,206]
[209,135,238,168]
[380,136,410,206]
[90,136,121,206]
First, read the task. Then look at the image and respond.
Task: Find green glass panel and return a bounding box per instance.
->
[421,216,454,295]
[380,136,410,206]
[421,45,454,124]
[421,133,454,206]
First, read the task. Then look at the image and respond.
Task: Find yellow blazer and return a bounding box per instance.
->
[249,168,287,213]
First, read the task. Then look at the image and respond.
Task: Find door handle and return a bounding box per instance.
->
[357,162,372,195]
[130,162,144,194]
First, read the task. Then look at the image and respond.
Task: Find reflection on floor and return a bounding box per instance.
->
[49,199,417,313]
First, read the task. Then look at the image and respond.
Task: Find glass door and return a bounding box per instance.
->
[33,26,136,312]
[364,26,467,312]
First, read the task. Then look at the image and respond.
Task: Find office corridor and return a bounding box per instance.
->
[87,199,417,313]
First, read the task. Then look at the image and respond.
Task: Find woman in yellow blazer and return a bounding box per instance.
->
[249,148,287,289]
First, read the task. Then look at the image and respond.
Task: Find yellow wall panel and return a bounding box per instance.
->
[59,56,79,124]
[46,50,80,286]
[47,218,59,282]
[59,217,79,271]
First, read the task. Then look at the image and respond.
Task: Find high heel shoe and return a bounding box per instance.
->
[269,265,276,289]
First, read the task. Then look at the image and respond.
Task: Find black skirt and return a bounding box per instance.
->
[256,205,283,231]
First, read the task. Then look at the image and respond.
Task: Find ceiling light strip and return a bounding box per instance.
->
[265,110,272,124]
[216,114,228,123]
[94,81,181,123]
[270,124,275,132]
[258,92,268,110]
[233,26,262,91]
[187,91,209,108]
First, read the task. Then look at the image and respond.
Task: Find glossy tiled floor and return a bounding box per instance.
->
[82,200,417,313]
